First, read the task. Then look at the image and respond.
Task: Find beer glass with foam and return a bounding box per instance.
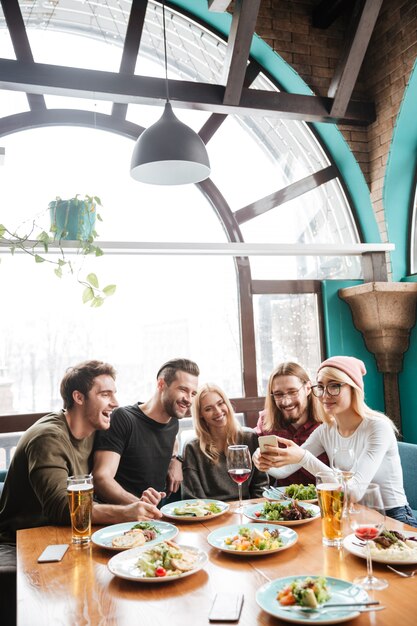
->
[67,474,93,544]
[316,471,344,547]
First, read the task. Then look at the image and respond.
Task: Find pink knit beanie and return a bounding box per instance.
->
[317,356,366,391]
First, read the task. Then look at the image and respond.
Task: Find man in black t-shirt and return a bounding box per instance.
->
[92,358,199,505]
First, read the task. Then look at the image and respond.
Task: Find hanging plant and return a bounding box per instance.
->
[0,194,116,307]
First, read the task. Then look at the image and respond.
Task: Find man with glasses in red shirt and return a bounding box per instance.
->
[255,361,329,486]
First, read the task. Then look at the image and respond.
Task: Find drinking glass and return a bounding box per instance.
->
[227,445,252,512]
[67,474,94,544]
[316,471,344,547]
[349,482,388,590]
[331,448,356,515]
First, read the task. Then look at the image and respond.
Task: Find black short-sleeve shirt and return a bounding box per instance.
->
[93,403,179,497]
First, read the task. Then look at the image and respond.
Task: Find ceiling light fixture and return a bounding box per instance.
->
[130,1,211,185]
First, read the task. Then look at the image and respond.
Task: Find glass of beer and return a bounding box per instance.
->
[67,474,93,544]
[316,471,344,547]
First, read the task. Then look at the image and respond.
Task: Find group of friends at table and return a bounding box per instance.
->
[0,353,416,580]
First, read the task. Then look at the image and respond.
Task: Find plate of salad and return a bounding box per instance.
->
[160,498,229,521]
[244,501,320,526]
[263,484,318,503]
[91,520,178,551]
[256,575,369,624]
[107,540,208,582]
[207,523,298,556]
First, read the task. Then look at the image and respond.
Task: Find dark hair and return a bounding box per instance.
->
[60,360,116,409]
[156,358,200,386]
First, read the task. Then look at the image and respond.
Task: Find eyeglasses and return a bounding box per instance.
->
[311,383,347,397]
[270,383,305,401]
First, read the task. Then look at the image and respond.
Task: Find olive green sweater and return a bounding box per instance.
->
[0,411,94,543]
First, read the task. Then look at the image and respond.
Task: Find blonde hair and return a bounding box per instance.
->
[263,362,321,432]
[316,366,397,432]
[192,383,242,462]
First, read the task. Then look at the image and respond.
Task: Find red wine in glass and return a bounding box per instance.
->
[350,482,388,590]
[228,469,251,484]
[227,445,252,511]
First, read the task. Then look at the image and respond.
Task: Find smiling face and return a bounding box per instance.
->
[82,374,118,431]
[316,374,352,418]
[161,370,199,420]
[271,374,311,428]
[199,390,229,432]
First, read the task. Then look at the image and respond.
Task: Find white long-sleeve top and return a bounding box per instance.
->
[267,415,407,510]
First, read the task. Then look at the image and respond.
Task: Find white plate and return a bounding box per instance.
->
[244,502,321,526]
[263,487,318,504]
[108,543,208,582]
[91,521,178,551]
[256,575,369,624]
[343,531,417,564]
[160,498,229,521]
[207,523,298,556]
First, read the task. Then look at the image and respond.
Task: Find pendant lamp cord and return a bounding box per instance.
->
[162,0,169,103]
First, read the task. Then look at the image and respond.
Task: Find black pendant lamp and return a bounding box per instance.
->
[130,2,211,185]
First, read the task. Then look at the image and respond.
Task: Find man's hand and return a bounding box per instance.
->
[166,457,183,495]
[140,487,166,506]
[253,436,304,472]
[122,500,163,521]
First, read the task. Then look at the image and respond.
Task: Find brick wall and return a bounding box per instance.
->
[254,0,417,244]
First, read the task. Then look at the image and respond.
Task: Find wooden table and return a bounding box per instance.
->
[17,501,415,626]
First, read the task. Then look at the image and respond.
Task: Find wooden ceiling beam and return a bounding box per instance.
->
[222,0,262,105]
[234,165,338,224]
[0,59,375,125]
[328,0,383,118]
[0,0,45,111]
[208,0,233,11]
[199,61,261,143]
[112,0,149,119]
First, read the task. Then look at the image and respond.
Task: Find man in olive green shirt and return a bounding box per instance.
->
[0,360,164,544]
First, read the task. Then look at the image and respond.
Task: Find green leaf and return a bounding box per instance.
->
[96,213,103,222]
[54,267,63,278]
[86,272,99,288]
[82,287,94,304]
[103,284,117,297]
[0,224,5,237]
[94,196,102,206]
[91,296,104,308]
[58,259,66,266]
[35,255,45,263]
[95,247,104,257]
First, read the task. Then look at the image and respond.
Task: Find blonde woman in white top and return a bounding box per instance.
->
[253,355,417,527]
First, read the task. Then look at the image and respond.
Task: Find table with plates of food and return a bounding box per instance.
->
[16,495,417,626]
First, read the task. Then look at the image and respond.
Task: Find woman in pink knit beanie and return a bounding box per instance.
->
[254,355,417,528]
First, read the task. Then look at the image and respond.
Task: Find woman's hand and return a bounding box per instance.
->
[253,436,304,472]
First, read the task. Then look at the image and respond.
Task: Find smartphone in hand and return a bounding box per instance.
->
[258,435,278,453]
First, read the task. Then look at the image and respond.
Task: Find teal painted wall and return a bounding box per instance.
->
[384,58,417,281]
[398,277,417,443]
[321,280,385,413]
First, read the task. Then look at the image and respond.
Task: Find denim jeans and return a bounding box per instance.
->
[386,504,417,528]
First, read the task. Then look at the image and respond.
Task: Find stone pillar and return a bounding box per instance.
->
[338,282,417,433]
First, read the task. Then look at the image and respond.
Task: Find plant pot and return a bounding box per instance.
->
[49,197,96,241]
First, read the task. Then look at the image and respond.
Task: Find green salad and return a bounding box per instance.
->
[284,483,317,500]
[173,500,222,517]
[278,576,330,607]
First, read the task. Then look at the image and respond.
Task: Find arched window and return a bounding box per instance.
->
[0,1,362,415]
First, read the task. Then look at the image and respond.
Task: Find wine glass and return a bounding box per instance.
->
[331,448,356,515]
[227,445,252,512]
[349,482,388,590]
